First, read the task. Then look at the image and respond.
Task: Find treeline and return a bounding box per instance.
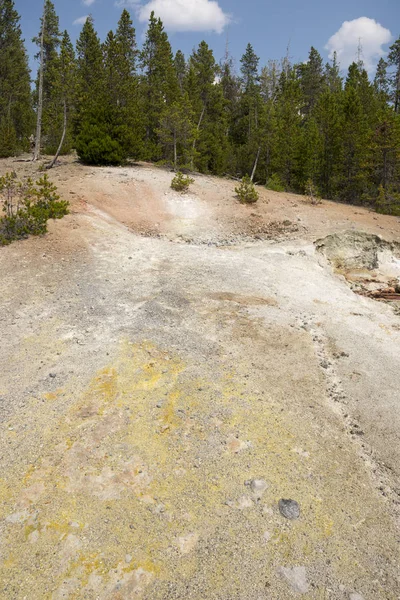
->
[1,0,400,213]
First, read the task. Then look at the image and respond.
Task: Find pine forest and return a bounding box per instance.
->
[1,0,400,214]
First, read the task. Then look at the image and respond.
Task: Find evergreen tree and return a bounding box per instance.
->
[140,12,178,160]
[0,0,33,156]
[374,58,389,101]
[271,68,302,189]
[232,44,263,178]
[157,93,195,170]
[367,107,400,193]
[298,46,324,117]
[47,31,76,168]
[103,10,143,158]
[33,0,61,156]
[174,50,186,92]
[75,17,125,165]
[186,41,228,172]
[324,52,342,94]
[313,87,343,197]
[339,82,369,202]
[388,35,400,113]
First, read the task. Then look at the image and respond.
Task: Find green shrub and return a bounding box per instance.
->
[171,171,194,193]
[305,178,321,205]
[75,123,126,166]
[0,173,69,246]
[235,175,259,204]
[266,173,285,192]
[375,184,400,216]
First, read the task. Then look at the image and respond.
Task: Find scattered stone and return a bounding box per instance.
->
[226,435,251,454]
[278,566,309,594]
[245,479,268,498]
[125,554,132,563]
[49,373,57,378]
[263,531,271,543]
[263,506,273,516]
[177,532,199,555]
[279,499,300,520]
[226,496,253,510]
[350,594,365,600]
[237,496,253,510]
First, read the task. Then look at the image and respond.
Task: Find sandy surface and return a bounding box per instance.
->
[0,156,399,599]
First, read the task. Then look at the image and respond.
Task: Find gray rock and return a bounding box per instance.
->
[246,479,268,497]
[279,499,300,520]
[278,566,309,594]
[349,594,365,600]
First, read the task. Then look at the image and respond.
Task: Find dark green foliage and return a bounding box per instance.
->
[0,0,34,156]
[171,172,194,192]
[266,173,285,192]
[375,184,400,216]
[388,35,400,113]
[0,173,68,245]
[2,7,398,210]
[157,94,196,170]
[75,122,126,166]
[235,175,259,203]
[33,0,62,153]
[298,46,324,116]
[74,16,132,165]
[140,12,178,161]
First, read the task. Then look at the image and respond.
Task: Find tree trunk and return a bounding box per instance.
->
[47,100,67,170]
[251,146,261,182]
[191,105,205,170]
[33,2,46,162]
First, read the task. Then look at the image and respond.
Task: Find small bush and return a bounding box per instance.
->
[305,178,321,205]
[0,173,69,246]
[76,123,126,166]
[235,175,259,204]
[375,184,400,216]
[171,171,194,193]
[266,173,285,192]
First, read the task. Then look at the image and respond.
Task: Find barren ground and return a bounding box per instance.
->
[0,156,399,600]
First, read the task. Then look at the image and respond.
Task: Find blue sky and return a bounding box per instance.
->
[15,0,399,77]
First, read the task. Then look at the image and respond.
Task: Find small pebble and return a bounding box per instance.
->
[279,499,300,520]
[278,566,309,594]
[247,479,268,498]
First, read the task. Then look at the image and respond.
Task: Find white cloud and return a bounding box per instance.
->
[83,0,95,6]
[117,0,230,34]
[73,15,89,25]
[325,17,392,73]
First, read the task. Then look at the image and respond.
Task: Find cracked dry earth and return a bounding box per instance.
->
[0,159,400,600]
